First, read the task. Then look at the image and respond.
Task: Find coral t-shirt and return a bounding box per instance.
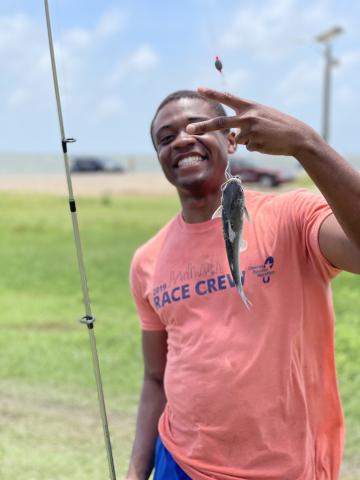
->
[130,189,344,480]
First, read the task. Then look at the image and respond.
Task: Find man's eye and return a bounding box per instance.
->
[159,135,174,145]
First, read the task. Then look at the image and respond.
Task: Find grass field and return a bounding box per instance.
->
[0,187,359,479]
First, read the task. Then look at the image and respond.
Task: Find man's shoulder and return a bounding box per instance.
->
[132,214,179,266]
[246,187,322,212]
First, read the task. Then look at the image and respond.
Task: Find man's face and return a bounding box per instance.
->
[152,98,235,195]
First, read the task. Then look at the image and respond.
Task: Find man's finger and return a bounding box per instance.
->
[186,115,247,134]
[197,86,252,113]
[235,129,251,146]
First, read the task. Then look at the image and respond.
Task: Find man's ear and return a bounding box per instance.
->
[227,131,237,154]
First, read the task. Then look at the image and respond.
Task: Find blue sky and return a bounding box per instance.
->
[1,0,359,156]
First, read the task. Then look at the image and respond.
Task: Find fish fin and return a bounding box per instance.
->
[239,239,248,252]
[244,206,251,222]
[212,205,223,219]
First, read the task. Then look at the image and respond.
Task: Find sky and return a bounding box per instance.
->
[1,0,359,157]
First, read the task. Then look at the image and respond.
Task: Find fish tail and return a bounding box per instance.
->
[237,285,252,311]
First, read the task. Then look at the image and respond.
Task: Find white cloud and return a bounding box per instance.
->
[0,13,49,111]
[333,49,360,110]
[129,45,159,70]
[96,9,125,38]
[7,88,29,108]
[60,28,92,49]
[275,59,322,107]
[0,13,43,72]
[0,7,129,118]
[338,50,360,72]
[225,68,249,91]
[95,96,122,119]
[107,44,159,86]
[213,0,356,117]
[0,13,34,54]
[219,0,337,61]
[336,85,360,104]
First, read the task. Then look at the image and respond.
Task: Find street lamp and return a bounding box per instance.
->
[316,26,344,142]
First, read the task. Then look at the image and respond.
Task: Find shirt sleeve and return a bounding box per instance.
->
[290,189,342,280]
[129,249,166,331]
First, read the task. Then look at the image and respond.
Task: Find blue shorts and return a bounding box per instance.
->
[154,436,192,480]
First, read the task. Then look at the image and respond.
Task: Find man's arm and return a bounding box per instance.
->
[127,330,167,480]
[186,87,360,273]
[295,139,360,273]
[319,214,360,273]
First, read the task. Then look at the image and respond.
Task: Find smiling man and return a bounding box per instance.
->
[126,87,360,480]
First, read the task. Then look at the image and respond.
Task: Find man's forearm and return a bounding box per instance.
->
[295,133,360,250]
[186,87,360,250]
[127,376,166,480]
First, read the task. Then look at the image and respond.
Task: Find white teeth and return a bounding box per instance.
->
[178,156,204,168]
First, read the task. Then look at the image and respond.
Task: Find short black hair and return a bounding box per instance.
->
[150,89,228,149]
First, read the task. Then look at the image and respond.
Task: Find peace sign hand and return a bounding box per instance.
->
[186,87,321,157]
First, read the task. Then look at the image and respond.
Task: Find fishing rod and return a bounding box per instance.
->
[43,1,117,478]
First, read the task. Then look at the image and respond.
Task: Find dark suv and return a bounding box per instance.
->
[70,157,124,173]
[229,158,294,187]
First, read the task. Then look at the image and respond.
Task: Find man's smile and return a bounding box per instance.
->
[174,152,208,170]
[177,155,207,169]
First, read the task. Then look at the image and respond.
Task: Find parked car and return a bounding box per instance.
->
[229,158,294,187]
[70,157,124,173]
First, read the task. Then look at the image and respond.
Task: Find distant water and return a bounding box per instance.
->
[0,152,359,175]
[0,153,160,174]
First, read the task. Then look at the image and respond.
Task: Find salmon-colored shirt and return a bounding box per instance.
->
[130,189,344,480]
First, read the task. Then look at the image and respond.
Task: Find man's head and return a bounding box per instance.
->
[150,90,228,148]
[151,90,236,196]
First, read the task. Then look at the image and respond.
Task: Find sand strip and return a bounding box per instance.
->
[0,173,177,197]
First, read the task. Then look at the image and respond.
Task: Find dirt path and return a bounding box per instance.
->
[0,173,177,196]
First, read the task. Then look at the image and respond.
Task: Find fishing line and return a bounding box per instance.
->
[43,1,116,479]
[213,55,240,178]
[204,1,228,91]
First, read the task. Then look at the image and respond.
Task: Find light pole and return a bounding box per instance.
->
[316,26,344,142]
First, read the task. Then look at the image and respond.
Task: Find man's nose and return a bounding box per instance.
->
[172,130,197,148]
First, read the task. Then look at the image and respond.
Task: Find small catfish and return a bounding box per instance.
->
[212,164,252,310]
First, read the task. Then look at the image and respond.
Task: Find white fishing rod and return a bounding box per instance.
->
[43,1,116,478]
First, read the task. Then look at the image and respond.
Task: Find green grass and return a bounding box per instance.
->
[292,171,316,189]
[0,191,359,479]
[0,192,180,479]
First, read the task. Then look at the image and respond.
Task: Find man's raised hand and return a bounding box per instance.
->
[186,87,322,157]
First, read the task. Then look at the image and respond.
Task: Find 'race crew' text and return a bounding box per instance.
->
[153,272,245,310]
